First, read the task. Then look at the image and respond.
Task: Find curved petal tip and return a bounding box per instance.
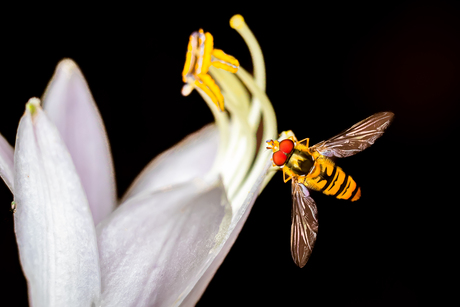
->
[42,59,117,225]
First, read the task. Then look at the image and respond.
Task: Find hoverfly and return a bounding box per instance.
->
[266,112,394,268]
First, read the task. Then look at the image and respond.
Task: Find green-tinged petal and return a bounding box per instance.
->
[14,100,101,307]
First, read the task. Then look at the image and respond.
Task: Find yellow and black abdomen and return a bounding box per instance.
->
[304,155,361,201]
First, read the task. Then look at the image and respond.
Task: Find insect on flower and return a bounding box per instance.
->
[266,112,394,268]
[0,14,279,306]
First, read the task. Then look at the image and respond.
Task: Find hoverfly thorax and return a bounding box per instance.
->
[286,149,315,176]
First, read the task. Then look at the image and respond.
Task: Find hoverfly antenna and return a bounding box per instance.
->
[266,139,280,152]
[266,140,273,150]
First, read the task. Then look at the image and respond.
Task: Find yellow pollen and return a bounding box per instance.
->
[200,32,214,74]
[194,79,218,104]
[182,36,195,82]
[181,27,240,111]
[212,49,239,73]
[198,73,224,110]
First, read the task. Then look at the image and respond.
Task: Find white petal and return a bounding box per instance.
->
[42,59,116,225]
[14,104,101,307]
[122,124,218,202]
[181,158,272,306]
[0,133,14,192]
[97,177,231,307]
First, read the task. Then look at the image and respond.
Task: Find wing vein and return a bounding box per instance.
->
[310,112,394,158]
[290,180,318,268]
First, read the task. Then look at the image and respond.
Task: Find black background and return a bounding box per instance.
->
[1,1,458,306]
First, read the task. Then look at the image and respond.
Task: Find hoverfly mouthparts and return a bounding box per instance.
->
[267,139,295,166]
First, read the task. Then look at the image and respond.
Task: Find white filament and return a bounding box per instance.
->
[194,15,278,217]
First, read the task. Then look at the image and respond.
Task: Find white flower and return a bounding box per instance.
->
[0,14,278,307]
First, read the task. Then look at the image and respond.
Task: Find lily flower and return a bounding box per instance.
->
[0,14,278,306]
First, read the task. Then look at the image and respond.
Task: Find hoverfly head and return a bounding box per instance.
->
[266,139,295,167]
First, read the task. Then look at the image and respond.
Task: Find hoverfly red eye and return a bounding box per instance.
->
[273,151,288,166]
[279,139,294,154]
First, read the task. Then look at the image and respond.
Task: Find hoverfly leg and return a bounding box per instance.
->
[298,138,309,147]
[283,167,293,183]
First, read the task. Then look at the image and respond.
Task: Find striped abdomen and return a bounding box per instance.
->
[304,155,361,201]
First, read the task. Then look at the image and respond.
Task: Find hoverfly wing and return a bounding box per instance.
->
[310,112,394,158]
[291,179,318,268]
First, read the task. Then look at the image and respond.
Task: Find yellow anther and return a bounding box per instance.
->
[198,73,224,111]
[182,35,196,82]
[230,14,245,30]
[212,49,239,73]
[194,79,219,107]
[211,61,238,73]
[195,29,206,75]
[200,32,214,74]
[181,28,240,111]
[212,49,239,67]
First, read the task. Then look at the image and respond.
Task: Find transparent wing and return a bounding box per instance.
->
[291,180,318,268]
[310,112,394,158]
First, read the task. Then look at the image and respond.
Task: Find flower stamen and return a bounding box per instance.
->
[181,29,239,111]
[211,49,239,73]
[182,15,278,215]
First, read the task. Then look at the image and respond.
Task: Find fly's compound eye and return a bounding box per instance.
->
[279,139,294,154]
[273,151,288,166]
